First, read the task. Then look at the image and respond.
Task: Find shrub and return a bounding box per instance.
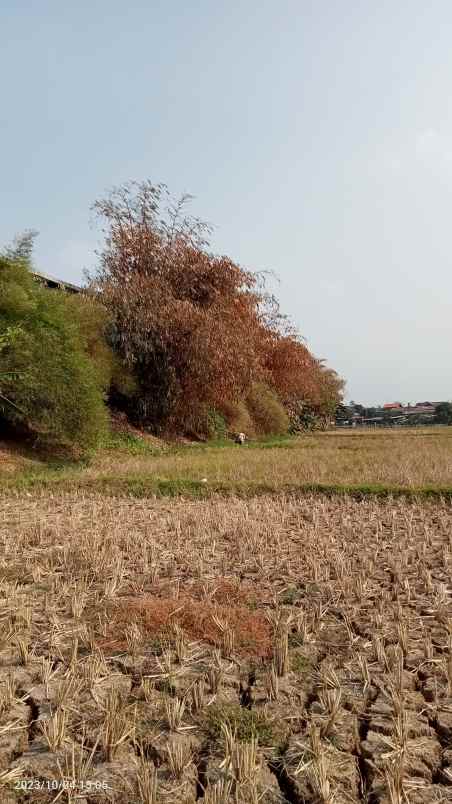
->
[63,293,137,403]
[0,251,109,455]
[206,408,227,440]
[63,293,117,389]
[288,402,323,432]
[245,383,289,436]
[219,399,256,438]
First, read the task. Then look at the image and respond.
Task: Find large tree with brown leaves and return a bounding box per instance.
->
[92,180,343,435]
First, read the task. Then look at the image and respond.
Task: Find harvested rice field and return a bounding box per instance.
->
[2,492,452,802]
[3,428,452,495]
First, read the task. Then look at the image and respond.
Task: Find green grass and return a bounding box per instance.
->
[3,468,452,501]
[100,430,164,455]
[290,652,313,674]
[172,433,298,450]
[202,703,276,745]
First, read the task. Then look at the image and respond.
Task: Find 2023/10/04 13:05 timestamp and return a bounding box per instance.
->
[14,780,109,791]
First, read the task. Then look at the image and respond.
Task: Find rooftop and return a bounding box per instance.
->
[31,270,82,294]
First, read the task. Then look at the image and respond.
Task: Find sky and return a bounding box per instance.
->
[1,0,452,405]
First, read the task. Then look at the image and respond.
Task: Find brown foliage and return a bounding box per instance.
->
[92,182,270,433]
[91,180,343,434]
[108,594,272,658]
[263,335,345,422]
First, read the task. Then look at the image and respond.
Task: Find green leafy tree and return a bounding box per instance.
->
[0,326,24,412]
[335,404,353,423]
[434,402,452,425]
[0,243,110,455]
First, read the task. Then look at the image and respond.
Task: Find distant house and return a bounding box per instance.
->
[410,403,436,414]
[336,399,440,428]
[31,270,82,294]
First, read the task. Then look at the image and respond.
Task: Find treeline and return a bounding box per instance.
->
[336,402,452,427]
[0,181,343,455]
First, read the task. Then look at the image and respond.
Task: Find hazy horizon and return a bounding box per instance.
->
[2,1,452,406]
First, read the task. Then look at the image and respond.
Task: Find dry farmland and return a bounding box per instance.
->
[78,427,452,489]
[3,427,452,493]
[2,489,452,803]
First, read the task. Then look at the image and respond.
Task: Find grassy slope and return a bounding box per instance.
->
[2,426,452,499]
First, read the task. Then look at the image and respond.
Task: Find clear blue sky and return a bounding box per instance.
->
[2,1,452,405]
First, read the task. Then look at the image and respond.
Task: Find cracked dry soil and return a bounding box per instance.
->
[1,492,452,802]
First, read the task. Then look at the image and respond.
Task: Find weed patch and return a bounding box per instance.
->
[202,704,276,746]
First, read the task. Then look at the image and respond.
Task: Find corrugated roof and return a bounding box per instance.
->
[31,271,82,293]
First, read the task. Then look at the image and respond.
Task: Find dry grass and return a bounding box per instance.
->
[3,427,452,494]
[1,488,452,801]
[89,426,452,487]
[109,595,272,658]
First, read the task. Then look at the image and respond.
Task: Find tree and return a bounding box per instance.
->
[261,334,344,429]
[91,179,343,436]
[434,402,452,425]
[0,246,110,454]
[91,181,281,434]
[0,326,24,412]
[336,403,353,422]
[4,230,38,261]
